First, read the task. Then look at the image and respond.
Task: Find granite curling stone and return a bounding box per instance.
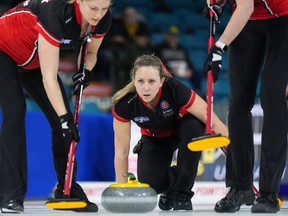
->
[101,173,157,213]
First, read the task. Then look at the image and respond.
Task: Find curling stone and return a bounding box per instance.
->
[101,173,157,213]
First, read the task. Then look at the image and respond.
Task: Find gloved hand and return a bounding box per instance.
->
[203,45,225,82]
[59,113,80,144]
[203,4,223,24]
[72,68,91,95]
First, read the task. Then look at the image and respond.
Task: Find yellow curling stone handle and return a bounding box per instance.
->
[109,179,150,188]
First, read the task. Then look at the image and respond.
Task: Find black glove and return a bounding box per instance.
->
[203,45,225,82]
[203,4,223,24]
[72,68,91,95]
[59,113,80,144]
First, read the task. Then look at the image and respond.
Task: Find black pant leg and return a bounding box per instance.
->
[171,114,204,194]
[0,52,27,204]
[259,15,288,193]
[19,69,74,188]
[226,22,266,190]
[137,136,175,194]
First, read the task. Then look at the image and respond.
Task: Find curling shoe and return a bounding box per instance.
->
[1,200,24,213]
[251,192,280,213]
[158,191,174,211]
[173,192,193,210]
[214,187,255,212]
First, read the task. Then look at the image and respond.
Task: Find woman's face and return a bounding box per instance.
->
[77,0,110,26]
[134,66,164,103]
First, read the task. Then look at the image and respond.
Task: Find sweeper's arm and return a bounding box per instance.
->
[217,0,254,46]
[72,37,104,95]
[38,34,67,116]
[187,93,228,137]
[77,36,104,70]
[114,118,131,183]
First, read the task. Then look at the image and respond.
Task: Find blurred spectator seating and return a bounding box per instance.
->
[155,26,199,90]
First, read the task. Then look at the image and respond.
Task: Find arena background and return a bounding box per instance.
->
[0,0,287,203]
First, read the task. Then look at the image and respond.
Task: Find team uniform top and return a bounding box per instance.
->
[112,78,196,138]
[229,0,288,20]
[0,0,111,70]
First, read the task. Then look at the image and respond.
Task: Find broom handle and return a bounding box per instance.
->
[64,35,91,196]
[206,0,216,134]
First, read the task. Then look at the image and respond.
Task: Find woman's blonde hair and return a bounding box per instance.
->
[111,55,168,105]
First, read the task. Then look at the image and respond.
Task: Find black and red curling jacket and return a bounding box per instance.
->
[0,0,111,69]
[229,0,288,20]
[112,78,196,139]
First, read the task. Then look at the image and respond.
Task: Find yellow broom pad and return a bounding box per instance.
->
[188,136,230,152]
[278,198,283,208]
[45,200,87,209]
